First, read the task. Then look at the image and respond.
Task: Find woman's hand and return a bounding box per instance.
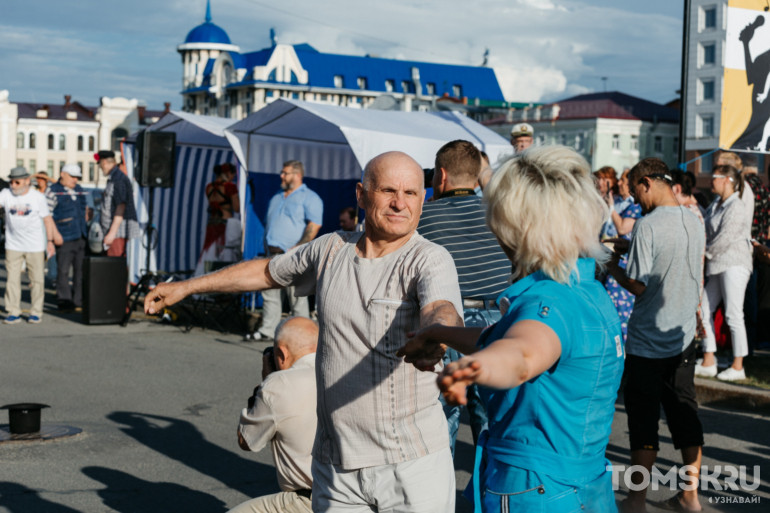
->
[439,358,484,406]
[397,324,447,371]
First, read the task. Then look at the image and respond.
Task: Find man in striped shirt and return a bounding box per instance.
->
[418,140,511,453]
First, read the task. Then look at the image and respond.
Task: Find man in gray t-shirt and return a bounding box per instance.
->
[145,151,463,513]
[607,158,706,513]
[625,205,704,358]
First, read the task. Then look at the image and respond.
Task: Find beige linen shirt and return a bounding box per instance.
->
[239,353,316,492]
[269,231,463,469]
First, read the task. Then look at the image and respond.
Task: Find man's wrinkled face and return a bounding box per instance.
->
[98,158,115,175]
[511,135,533,153]
[60,172,79,189]
[10,177,31,196]
[358,156,424,241]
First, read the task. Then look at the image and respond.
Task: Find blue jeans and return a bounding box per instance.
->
[442,306,501,456]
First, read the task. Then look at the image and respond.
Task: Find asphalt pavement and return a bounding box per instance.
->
[0,269,768,512]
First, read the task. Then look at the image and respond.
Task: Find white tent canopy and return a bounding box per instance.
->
[130,110,235,147]
[224,98,512,177]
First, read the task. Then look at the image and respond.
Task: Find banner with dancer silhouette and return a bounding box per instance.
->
[720,0,770,152]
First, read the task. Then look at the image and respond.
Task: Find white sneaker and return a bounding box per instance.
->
[694,363,717,378]
[717,367,746,382]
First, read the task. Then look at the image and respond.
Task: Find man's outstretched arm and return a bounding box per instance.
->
[144,258,279,314]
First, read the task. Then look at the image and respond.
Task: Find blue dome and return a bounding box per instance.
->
[184,22,231,44]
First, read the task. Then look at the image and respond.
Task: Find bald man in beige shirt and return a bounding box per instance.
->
[229,317,318,513]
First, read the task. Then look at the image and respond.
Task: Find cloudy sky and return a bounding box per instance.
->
[1,0,683,110]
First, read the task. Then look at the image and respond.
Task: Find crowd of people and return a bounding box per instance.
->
[0,149,139,323]
[3,120,770,512]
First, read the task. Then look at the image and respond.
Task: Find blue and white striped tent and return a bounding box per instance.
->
[123,112,237,283]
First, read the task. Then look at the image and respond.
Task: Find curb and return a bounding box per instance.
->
[694,378,770,415]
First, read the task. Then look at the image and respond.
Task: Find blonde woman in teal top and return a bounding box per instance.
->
[400,146,624,512]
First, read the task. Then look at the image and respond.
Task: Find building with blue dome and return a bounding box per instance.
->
[178,1,506,118]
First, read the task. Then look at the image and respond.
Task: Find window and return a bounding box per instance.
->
[29,133,36,149]
[88,136,95,151]
[48,134,54,150]
[77,135,84,151]
[700,114,715,137]
[223,106,230,118]
[401,80,411,93]
[229,90,238,106]
[357,77,367,89]
[221,62,233,85]
[673,137,679,155]
[47,160,54,173]
[654,136,663,152]
[703,6,716,30]
[89,162,95,181]
[58,134,65,150]
[701,79,715,102]
[559,133,567,145]
[611,134,620,150]
[244,102,251,116]
[426,83,436,95]
[385,79,395,92]
[631,135,639,151]
[702,42,716,66]
[320,94,328,101]
[16,132,24,149]
[59,161,65,173]
[29,160,36,173]
[452,84,462,97]
[334,75,344,88]
[265,89,274,98]
[16,159,23,167]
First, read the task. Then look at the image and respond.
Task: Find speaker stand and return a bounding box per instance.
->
[121,186,157,326]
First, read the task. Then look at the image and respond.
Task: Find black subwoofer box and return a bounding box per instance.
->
[82,256,127,325]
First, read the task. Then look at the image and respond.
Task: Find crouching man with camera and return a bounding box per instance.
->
[230,317,318,513]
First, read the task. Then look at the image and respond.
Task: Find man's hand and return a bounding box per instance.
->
[439,358,484,406]
[397,325,447,371]
[53,232,64,246]
[753,240,770,265]
[144,281,190,314]
[46,241,56,258]
[103,231,117,248]
[604,237,630,255]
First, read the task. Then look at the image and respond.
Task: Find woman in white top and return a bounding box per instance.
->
[695,165,753,381]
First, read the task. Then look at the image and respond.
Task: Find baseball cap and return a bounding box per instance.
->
[61,164,82,178]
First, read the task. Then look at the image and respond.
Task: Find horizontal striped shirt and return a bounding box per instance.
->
[418,195,510,299]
